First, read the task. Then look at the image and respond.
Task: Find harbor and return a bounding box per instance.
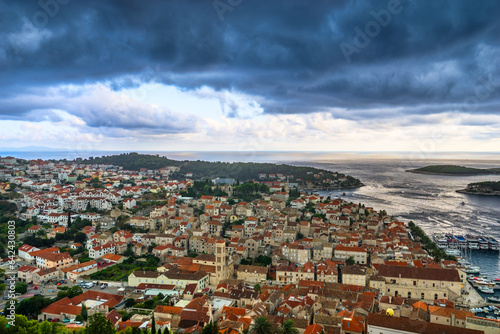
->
[462,277,500,320]
[433,233,500,252]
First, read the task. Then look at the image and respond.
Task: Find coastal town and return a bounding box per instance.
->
[0,154,499,334]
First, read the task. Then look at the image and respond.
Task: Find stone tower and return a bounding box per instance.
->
[215,239,226,284]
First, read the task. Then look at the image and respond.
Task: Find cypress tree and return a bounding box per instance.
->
[80,302,88,321]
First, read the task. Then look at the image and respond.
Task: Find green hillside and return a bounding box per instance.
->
[76,152,182,170]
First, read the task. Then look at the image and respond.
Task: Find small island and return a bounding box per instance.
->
[457,181,500,196]
[406,164,500,176]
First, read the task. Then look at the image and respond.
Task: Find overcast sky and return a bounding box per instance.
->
[1,0,499,153]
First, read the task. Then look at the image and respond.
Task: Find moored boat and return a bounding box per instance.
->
[478,286,495,294]
[478,237,489,250]
[464,266,481,274]
[486,235,500,251]
[488,296,500,303]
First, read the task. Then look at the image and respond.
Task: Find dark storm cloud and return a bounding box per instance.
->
[0,0,499,121]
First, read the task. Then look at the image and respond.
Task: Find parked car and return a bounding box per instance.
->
[63,319,70,323]
[51,318,59,322]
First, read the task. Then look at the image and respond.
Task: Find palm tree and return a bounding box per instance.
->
[277,320,298,334]
[250,316,273,334]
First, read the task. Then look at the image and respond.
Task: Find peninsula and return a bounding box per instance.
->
[457,181,500,196]
[406,164,500,176]
[68,152,364,190]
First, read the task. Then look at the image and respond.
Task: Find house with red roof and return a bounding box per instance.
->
[18,244,40,261]
[39,290,124,322]
[89,242,116,259]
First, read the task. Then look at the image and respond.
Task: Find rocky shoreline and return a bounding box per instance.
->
[300,183,365,191]
[456,189,500,196]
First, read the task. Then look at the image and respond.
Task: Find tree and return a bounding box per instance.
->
[151,314,156,334]
[67,211,72,228]
[163,328,170,334]
[81,302,88,321]
[254,255,272,266]
[146,256,159,267]
[250,316,273,334]
[39,320,54,334]
[85,312,117,334]
[254,284,261,293]
[15,281,28,294]
[16,294,53,317]
[202,321,219,334]
[148,243,157,254]
[0,314,39,332]
[125,298,137,308]
[74,232,87,244]
[131,327,142,334]
[124,246,135,257]
[277,320,299,334]
[346,256,355,265]
[76,314,85,322]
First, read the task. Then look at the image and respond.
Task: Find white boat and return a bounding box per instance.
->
[464,266,481,274]
[479,287,495,294]
[445,249,461,256]
[483,307,489,314]
[479,237,489,250]
[466,235,480,249]
[433,233,448,249]
[485,235,500,251]
[488,296,500,303]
